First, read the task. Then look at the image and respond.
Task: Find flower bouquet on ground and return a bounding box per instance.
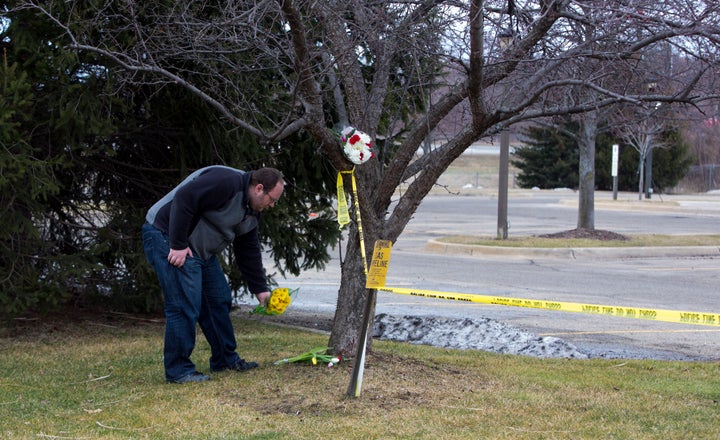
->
[251,287,298,316]
[274,346,342,368]
[340,126,375,165]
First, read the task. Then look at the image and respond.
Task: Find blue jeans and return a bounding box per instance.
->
[142,223,242,381]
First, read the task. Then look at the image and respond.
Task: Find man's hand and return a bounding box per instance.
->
[167,247,193,267]
[255,291,271,306]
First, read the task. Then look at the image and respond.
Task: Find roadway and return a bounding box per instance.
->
[276,190,720,361]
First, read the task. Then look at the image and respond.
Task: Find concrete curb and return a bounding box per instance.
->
[425,239,720,259]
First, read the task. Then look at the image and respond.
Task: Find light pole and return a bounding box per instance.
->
[644,84,659,200]
[496,29,513,240]
[497,129,510,239]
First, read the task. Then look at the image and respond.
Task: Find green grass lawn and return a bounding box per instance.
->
[1,313,718,439]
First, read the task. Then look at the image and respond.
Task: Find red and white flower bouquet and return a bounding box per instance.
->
[340,126,375,165]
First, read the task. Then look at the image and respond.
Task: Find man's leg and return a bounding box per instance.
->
[143,224,206,382]
[197,256,253,372]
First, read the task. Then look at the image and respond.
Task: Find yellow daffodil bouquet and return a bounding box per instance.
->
[251,287,298,315]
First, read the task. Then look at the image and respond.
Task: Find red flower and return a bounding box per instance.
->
[349,134,361,145]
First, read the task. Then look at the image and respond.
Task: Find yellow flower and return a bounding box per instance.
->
[251,287,297,316]
[266,288,292,314]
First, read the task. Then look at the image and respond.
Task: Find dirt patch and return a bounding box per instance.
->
[0,307,165,340]
[242,307,335,332]
[537,228,629,241]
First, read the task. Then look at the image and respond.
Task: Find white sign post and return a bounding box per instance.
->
[611,144,619,200]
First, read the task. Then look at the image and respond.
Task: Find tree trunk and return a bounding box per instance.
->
[328,224,377,357]
[638,155,646,200]
[327,166,383,358]
[577,112,597,230]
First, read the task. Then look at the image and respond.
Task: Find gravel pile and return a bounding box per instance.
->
[373,313,589,359]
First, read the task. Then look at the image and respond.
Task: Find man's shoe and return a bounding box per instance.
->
[167,371,210,384]
[212,359,259,373]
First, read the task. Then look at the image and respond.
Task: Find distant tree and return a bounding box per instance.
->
[641,127,694,193]
[516,122,693,194]
[619,116,667,199]
[675,113,720,191]
[513,124,580,189]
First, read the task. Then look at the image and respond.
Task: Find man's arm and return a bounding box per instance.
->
[232,228,270,302]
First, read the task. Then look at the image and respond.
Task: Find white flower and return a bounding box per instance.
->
[340,126,375,165]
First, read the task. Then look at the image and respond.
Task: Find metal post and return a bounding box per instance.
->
[497,129,509,240]
[612,175,618,200]
[346,288,376,397]
[645,149,653,199]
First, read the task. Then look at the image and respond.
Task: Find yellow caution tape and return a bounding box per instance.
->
[337,168,369,276]
[378,286,720,327]
[336,172,351,227]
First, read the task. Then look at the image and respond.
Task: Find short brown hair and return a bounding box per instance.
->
[250,167,285,190]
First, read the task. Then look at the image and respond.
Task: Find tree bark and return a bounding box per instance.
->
[638,153,646,200]
[577,110,598,230]
[328,224,377,356]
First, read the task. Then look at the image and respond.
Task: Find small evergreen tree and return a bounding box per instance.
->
[650,127,694,193]
[513,124,580,189]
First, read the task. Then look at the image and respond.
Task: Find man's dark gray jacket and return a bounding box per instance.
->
[145,165,268,293]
